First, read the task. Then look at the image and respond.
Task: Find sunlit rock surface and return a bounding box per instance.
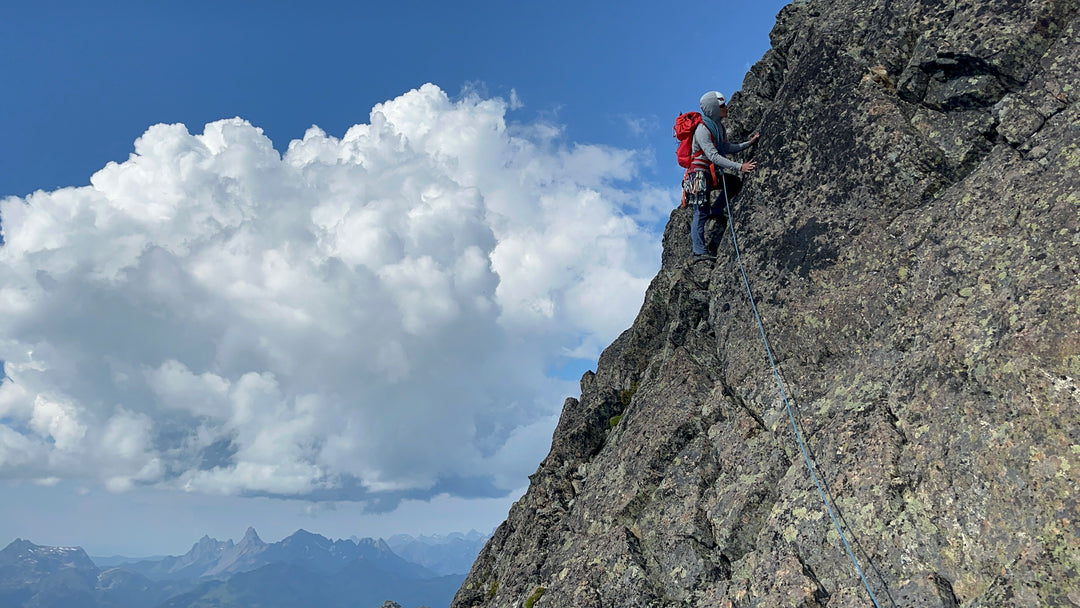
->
[453,0,1080,606]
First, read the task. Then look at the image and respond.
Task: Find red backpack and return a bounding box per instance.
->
[674,112,722,207]
[674,112,704,168]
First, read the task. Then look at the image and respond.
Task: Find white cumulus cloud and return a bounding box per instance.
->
[0,83,673,508]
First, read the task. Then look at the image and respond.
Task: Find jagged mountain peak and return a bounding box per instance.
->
[238,526,263,546]
[189,534,231,551]
[453,0,1080,606]
[353,535,398,554]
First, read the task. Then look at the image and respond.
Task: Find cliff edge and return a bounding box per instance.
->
[453,0,1080,606]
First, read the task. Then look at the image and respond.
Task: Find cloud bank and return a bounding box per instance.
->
[0,84,671,508]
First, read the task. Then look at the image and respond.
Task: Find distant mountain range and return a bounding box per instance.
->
[120,527,432,581]
[0,539,187,608]
[382,531,488,577]
[0,528,488,608]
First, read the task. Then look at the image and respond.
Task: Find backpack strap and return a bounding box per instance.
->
[701,116,724,146]
[697,116,726,183]
[689,119,720,172]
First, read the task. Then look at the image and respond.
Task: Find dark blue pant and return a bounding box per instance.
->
[691,204,710,255]
[690,172,741,255]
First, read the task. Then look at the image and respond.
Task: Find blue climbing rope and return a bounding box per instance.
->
[721,174,884,608]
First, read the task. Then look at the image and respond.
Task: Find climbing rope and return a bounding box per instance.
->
[720,174,885,608]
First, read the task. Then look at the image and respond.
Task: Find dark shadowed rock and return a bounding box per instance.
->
[453,1,1080,607]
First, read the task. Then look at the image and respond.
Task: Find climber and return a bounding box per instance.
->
[685,91,760,261]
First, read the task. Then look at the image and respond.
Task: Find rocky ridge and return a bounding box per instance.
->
[453,0,1080,606]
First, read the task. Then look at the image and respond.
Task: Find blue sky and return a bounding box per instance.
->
[0,1,788,556]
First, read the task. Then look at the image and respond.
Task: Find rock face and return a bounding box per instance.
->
[453,1,1080,607]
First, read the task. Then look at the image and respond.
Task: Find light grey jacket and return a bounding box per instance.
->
[691,92,752,172]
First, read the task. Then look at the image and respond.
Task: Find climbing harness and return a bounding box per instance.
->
[720,174,886,608]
